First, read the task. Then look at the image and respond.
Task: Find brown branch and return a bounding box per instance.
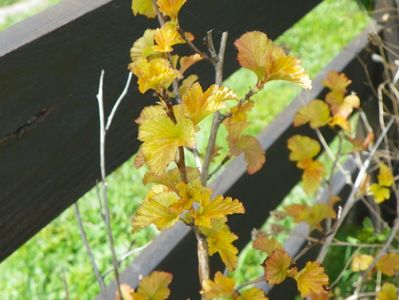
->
[195,230,210,286]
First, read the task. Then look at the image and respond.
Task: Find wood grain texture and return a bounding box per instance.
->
[97,23,380,300]
[0,0,322,260]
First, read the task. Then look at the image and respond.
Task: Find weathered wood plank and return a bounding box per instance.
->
[0,0,322,261]
[97,22,380,299]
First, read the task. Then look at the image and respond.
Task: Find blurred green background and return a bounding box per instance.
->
[0,0,370,299]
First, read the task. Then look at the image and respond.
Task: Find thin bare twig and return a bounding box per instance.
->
[61,267,71,300]
[105,73,132,132]
[200,31,228,185]
[96,70,124,300]
[74,203,107,296]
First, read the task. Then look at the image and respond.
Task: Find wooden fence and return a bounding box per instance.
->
[0,0,396,299]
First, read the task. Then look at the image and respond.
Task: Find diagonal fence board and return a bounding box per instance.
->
[0,0,322,261]
[97,23,380,299]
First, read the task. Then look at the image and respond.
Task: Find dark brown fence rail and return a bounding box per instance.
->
[0,0,391,299]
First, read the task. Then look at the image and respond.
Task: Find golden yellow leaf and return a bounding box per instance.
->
[295,261,329,298]
[234,31,311,89]
[132,271,173,300]
[182,82,237,125]
[377,283,398,300]
[136,105,166,125]
[178,74,198,96]
[287,135,320,162]
[370,183,390,204]
[129,57,180,94]
[200,219,239,272]
[228,135,265,175]
[264,249,293,285]
[297,159,325,194]
[157,0,186,18]
[179,54,203,74]
[153,22,185,53]
[175,178,212,211]
[132,0,156,18]
[294,99,330,129]
[378,163,394,187]
[138,111,194,175]
[194,194,244,228]
[351,254,374,272]
[252,231,283,255]
[323,71,351,93]
[130,29,157,61]
[377,253,399,276]
[132,191,180,231]
[201,271,235,299]
[236,288,269,300]
[328,115,350,131]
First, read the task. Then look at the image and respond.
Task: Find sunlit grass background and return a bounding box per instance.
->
[0,0,370,299]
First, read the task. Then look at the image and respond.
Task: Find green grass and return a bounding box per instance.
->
[0,0,370,299]
[0,0,59,31]
[0,0,21,7]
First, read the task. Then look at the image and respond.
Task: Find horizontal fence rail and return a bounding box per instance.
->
[97,22,382,299]
[0,0,322,261]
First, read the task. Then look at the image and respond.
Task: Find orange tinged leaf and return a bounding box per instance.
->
[295,262,329,298]
[252,231,283,255]
[157,0,186,19]
[323,71,351,93]
[285,202,335,229]
[129,57,180,94]
[377,283,398,300]
[294,99,330,129]
[327,93,360,120]
[234,31,311,89]
[201,272,235,299]
[228,135,265,174]
[351,254,374,272]
[287,135,320,162]
[116,284,135,300]
[132,0,156,18]
[297,159,325,194]
[264,249,293,285]
[132,271,173,300]
[376,253,399,276]
[179,54,203,74]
